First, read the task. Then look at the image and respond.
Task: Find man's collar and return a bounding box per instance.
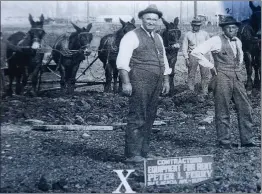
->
[141,25,154,37]
[223,34,237,41]
[192,30,200,33]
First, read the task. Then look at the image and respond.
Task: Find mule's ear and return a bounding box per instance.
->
[86,23,92,32]
[29,14,34,25]
[249,1,256,12]
[161,17,169,28]
[71,22,81,32]
[174,17,179,27]
[39,14,44,24]
[131,18,135,24]
[119,18,125,26]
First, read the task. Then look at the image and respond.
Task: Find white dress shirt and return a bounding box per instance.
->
[116,25,172,75]
[190,34,244,69]
[182,30,210,59]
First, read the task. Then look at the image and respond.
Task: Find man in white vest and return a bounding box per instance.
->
[191,16,260,148]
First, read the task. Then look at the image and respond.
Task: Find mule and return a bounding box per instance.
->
[237,1,261,92]
[6,14,46,97]
[161,17,181,95]
[51,22,93,94]
[98,18,136,93]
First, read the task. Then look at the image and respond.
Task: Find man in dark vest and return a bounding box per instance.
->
[116,4,171,163]
[191,16,260,148]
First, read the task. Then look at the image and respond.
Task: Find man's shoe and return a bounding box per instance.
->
[218,141,238,149]
[242,142,261,147]
[242,138,261,147]
[144,154,160,159]
[218,142,232,149]
[125,156,145,163]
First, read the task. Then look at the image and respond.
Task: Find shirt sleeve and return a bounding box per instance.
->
[205,31,210,40]
[116,31,138,72]
[190,36,221,69]
[235,37,244,65]
[182,32,189,59]
[157,34,172,75]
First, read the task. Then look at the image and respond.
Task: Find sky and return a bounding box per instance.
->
[1,1,260,24]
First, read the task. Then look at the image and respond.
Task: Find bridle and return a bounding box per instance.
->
[77,31,92,51]
[165,28,180,47]
[29,27,46,44]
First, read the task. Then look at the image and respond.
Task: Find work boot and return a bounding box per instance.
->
[145,154,160,159]
[125,156,145,163]
[218,140,238,149]
[241,137,261,147]
[198,94,206,103]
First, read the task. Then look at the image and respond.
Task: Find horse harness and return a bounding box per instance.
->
[5,28,45,62]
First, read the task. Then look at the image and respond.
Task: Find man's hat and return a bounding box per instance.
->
[219,16,240,27]
[138,4,163,19]
[191,18,202,26]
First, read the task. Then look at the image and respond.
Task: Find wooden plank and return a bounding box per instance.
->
[32,125,113,131]
[39,82,105,92]
[112,120,167,127]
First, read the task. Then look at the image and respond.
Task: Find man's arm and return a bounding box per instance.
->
[235,38,244,65]
[205,31,210,40]
[182,32,189,59]
[190,36,221,69]
[116,31,137,72]
[158,34,171,95]
[116,31,138,96]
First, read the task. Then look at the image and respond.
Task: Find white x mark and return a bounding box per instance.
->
[112,170,136,193]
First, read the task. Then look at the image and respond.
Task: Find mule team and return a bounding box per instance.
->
[1,3,261,162]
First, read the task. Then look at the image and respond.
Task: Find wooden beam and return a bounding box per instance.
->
[39,82,105,92]
[194,0,197,18]
[32,125,113,131]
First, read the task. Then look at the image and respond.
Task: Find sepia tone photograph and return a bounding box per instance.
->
[0,1,261,193]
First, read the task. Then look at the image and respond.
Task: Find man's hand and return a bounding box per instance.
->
[162,75,170,95]
[185,58,190,68]
[172,43,180,49]
[210,67,217,76]
[119,69,132,97]
[122,83,132,96]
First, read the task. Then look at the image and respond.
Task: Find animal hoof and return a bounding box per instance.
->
[104,87,112,93]
[254,81,261,89]
[5,89,13,97]
[15,89,22,95]
[29,91,37,97]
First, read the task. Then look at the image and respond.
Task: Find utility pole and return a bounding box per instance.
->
[180,1,182,23]
[133,1,136,19]
[194,0,197,18]
[55,1,59,18]
[187,1,188,22]
[86,1,90,22]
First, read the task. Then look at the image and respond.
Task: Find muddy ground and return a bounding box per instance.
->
[1,83,261,193]
[1,23,261,193]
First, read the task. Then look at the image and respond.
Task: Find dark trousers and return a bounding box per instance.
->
[125,68,163,158]
[213,71,254,144]
[188,54,210,95]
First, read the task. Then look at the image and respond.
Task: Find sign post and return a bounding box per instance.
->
[144,155,213,186]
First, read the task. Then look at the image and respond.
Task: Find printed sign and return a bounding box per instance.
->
[144,155,213,186]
